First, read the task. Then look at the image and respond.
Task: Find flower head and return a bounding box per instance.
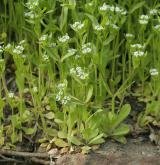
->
[150,68,159,76]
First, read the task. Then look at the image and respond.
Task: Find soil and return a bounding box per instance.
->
[56,138,160,165]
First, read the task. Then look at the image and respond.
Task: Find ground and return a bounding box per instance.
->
[56,138,160,165]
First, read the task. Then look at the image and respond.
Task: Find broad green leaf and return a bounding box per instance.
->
[44,112,55,120]
[129,1,145,14]
[46,128,57,137]
[112,124,130,136]
[58,131,67,139]
[23,127,35,135]
[69,136,82,146]
[112,104,131,129]
[54,138,69,147]
[89,133,104,145]
[85,85,93,103]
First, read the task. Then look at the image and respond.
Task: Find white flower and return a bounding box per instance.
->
[70,68,76,74]
[57,83,66,90]
[0,45,3,53]
[13,45,24,55]
[126,33,134,39]
[130,44,144,49]
[61,96,71,105]
[94,25,104,31]
[26,0,39,10]
[139,15,149,25]
[154,25,160,31]
[133,51,145,57]
[150,68,159,76]
[33,86,38,93]
[42,54,49,62]
[8,92,14,98]
[70,66,89,80]
[24,11,38,19]
[39,35,48,42]
[67,48,77,55]
[58,34,70,43]
[111,24,119,30]
[56,91,63,101]
[5,43,12,50]
[99,3,110,11]
[82,43,92,54]
[71,21,84,31]
[149,9,158,15]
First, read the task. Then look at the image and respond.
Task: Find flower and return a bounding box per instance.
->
[99,3,111,11]
[133,51,145,57]
[70,67,89,80]
[61,96,71,105]
[39,35,48,42]
[130,44,144,49]
[71,21,84,31]
[126,33,134,39]
[139,15,149,25]
[8,92,14,98]
[94,25,104,31]
[150,68,159,76]
[149,9,158,15]
[26,0,39,10]
[58,34,70,43]
[154,25,160,31]
[42,54,49,62]
[33,86,38,93]
[24,11,38,19]
[67,48,77,55]
[0,45,3,53]
[13,45,24,55]
[82,43,92,54]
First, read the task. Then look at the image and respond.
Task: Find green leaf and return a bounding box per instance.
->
[112,104,131,129]
[89,133,104,145]
[44,112,55,120]
[54,138,69,148]
[58,131,67,139]
[85,85,93,103]
[69,136,82,146]
[23,127,35,135]
[46,128,57,137]
[129,1,145,14]
[112,124,130,136]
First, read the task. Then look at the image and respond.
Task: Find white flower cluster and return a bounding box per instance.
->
[70,67,89,80]
[133,51,145,57]
[126,33,134,39]
[24,11,38,19]
[150,68,159,76]
[67,48,77,55]
[131,43,146,58]
[56,82,70,105]
[13,45,24,55]
[71,21,84,31]
[130,44,144,49]
[82,43,92,54]
[33,86,38,93]
[99,3,127,15]
[149,9,158,15]
[94,24,104,31]
[8,92,14,98]
[4,43,12,51]
[42,54,49,62]
[61,96,71,105]
[39,35,48,42]
[139,15,149,25]
[0,45,3,53]
[58,34,70,43]
[154,25,160,31]
[26,0,39,10]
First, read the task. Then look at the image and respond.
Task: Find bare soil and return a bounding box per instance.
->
[56,138,160,165]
